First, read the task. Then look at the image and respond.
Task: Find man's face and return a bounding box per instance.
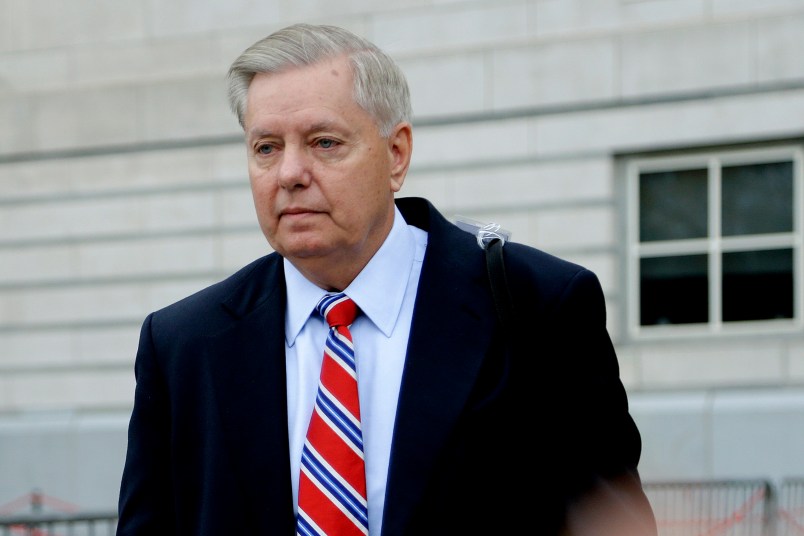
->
[242,55,410,287]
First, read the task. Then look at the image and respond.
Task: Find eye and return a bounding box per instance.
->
[256,143,274,155]
[316,138,337,149]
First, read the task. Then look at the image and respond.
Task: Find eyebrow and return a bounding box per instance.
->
[247,128,270,140]
[247,118,349,140]
[305,119,343,134]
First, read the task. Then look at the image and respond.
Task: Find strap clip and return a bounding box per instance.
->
[453,215,512,249]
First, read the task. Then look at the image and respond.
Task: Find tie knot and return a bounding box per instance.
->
[317,293,358,328]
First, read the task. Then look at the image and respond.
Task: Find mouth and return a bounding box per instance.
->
[280,207,321,220]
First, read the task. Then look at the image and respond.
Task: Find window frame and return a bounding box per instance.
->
[625,145,804,340]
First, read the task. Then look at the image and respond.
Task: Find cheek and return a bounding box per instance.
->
[248,174,278,216]
[249,165,275,194]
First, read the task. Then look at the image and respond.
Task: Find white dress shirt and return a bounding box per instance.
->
[284,205,427,535]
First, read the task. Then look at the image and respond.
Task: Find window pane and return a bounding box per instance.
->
[722,249,793,321]
[639,168,708,242]
[721,161,793,236]
[641,254,708,325]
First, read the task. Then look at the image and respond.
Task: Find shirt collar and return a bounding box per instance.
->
[284,205,417,345]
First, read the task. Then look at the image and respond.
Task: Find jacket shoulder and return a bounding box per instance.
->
[500,241,603,306]
[148,253,282,331]
[503,241,588,281]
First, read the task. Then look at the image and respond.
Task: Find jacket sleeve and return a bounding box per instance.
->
[505,246,657,535]
[116,313,174,534]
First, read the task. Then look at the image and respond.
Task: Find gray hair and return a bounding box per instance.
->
[226,23,412,138]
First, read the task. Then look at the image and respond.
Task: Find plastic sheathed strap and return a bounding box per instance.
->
[485,238,514,333]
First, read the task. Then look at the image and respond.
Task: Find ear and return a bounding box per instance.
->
[387,122,412,193]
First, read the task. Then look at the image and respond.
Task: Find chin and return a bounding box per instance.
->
[278,241,334,261]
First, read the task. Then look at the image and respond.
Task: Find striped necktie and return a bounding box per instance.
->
[296,293,369,536]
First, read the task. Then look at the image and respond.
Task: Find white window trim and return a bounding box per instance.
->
[626,145,804,340]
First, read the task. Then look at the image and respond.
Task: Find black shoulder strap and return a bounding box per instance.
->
[485,238,514,331]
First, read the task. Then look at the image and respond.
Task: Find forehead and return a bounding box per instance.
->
[245,57,357,122]
[243,57,383,141]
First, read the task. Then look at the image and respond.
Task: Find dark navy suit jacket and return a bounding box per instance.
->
[117,197,655,535]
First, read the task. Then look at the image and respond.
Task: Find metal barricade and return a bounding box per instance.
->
[0,511,117,536]
[645,479,774,536]
[0,490,116,536]
[776,478,804,536]
[1,479,800,535]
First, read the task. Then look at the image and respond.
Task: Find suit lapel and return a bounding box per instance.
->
[203,198,497,534]
[382,198,498,533]
[209,255,296,532]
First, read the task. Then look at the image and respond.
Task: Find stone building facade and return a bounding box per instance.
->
[2,0,804,512]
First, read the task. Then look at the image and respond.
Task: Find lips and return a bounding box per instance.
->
[279,207,325,223]
[281,207,318,216]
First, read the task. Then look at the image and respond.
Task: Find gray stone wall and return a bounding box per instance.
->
[2,0,804,513]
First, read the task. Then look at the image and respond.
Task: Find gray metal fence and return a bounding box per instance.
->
[1,479,804,535]
[640,479,804,536]
[0,511,117,536]
[645,479,773,536]
[0,491,115,536]
[776,479,804,536]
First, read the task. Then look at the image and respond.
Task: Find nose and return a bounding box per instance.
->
[276,146,312,190]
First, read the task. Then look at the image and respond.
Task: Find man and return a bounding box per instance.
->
[117,23,657,535]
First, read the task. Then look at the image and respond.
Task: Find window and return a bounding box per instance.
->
[626,146,803,338]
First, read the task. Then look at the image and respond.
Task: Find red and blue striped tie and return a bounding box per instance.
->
[296,293,369,536]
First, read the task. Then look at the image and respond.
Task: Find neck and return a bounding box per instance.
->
[292,225,394,292]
